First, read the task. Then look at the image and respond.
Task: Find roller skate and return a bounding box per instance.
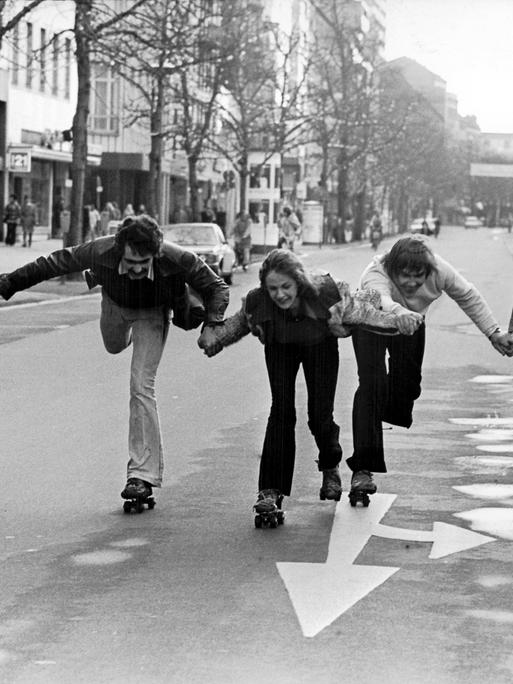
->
[121,477,156,514]
[253,489,284,529]
[348,470,377,508]
[319,466,342,501]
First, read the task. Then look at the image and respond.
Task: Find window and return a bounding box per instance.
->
[249,164,271,188]
[40,28,46,92]
[26,22,33,88]
[64,38,71,99]
[11,24,19,85]
[90,63,119,133]
[52,34,59,95]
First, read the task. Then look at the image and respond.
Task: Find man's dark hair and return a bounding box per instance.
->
[114,214,163,256]
[382,234,438,278]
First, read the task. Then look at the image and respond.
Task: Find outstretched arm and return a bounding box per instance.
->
[0,243,95,300]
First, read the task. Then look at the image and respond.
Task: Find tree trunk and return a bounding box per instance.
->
[188,157,201,222]
[68,0,92,250]
[336,159,347,244]
[148,78,165,220]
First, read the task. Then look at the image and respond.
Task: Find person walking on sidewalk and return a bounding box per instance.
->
[232,211,252,270]
[348,234,513,502]
[198,248,413,522]
[20,195,37,247]
[3,194,21,246]
[0,215,229,504]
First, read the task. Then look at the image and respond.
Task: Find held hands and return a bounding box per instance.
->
[394,310,424,336]
[490,330,513,356]
[197,325,224,358]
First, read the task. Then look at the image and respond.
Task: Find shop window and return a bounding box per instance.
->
[11,24,19,85]
[90,64,119,134]
[40,29,46,92]
[249,164,271,189]
[249,200,269,223]
[52,34,58,95]
[64,38,71,99]
[26,22,33,88]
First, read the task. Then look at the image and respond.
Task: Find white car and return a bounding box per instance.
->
[464,216,483,229]
[410,218,435,235]
[163,222,236,285]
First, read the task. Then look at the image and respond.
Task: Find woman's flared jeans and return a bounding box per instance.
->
[259,337,342,496]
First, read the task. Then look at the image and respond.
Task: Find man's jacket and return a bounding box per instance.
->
[0,236,229,323]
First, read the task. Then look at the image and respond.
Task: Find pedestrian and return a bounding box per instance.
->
[20,195,37,247]
[136,204,147,216]
[123,203,135,218]
[433,216,441,238]
[277,206,301,251]
[369,211,383,251]
[348,234,513,503]
[0,215,229,506]
[198,248,409,524]
[3,194,21,246]
[232,211,252,271]
[87,204,101,240]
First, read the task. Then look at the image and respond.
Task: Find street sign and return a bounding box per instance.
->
[7,146,31,173]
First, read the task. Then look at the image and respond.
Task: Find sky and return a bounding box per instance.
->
[385,0,513,133]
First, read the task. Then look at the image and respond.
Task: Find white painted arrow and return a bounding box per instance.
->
[374,521,494,559]
[277,493,495,638]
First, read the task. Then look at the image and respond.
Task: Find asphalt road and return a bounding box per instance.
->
[1,227,513,683]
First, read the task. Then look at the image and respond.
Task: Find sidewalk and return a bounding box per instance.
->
[0,231,91,307]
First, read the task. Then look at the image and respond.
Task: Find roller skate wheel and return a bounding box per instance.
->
[123,501,132,513]
[254,514,262,528]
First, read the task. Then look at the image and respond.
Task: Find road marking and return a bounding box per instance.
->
[277,494,495,638]
[0,292,99,311]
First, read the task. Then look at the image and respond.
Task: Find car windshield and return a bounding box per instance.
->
[167,225,217,246]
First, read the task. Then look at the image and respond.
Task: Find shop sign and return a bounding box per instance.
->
[7,146,31,173]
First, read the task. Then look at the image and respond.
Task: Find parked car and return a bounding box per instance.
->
[410,217,435,235]
[162,222,236,285]
[464,216,483,229]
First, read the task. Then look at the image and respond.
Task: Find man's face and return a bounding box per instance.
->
[394,268,428,296]
[121,245,153,280]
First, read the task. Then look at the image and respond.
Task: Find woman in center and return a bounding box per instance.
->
[199,249,416,522]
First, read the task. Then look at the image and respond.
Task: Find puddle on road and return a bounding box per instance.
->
[464,609,513,623]
[454,455,513,474]
[109,537,149,549]
[453,484,513,500]
[0,649,12,665]
[476,444,513,452]
[454,508,513,540]
[476,574,513,588]
[466,429,513,441]
[450,417,513,427]
[71,549,132,566]
[469,375,513,384]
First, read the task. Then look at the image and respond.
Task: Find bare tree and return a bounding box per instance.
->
[0,0,47,43]
[307,0,384,242]
[95,0,228,222]
[210,6,311,212]
[66,0,147,250]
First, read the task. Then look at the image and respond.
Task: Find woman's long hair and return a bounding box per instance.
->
[258,249,318,299]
